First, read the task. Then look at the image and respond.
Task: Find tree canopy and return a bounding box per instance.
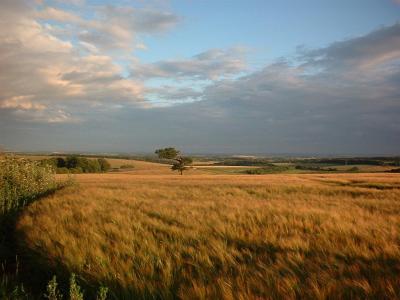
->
[155,147,180,160]
[155,147,192,175]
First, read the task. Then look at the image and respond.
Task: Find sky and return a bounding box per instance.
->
[0,0,400,155]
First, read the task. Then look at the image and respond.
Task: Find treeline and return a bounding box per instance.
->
[213,158,273,166]
[301,157,400,166]
[213,156,400,167]
[295,165,338,171]
[244,165,290,174]
[46,153,171,165]
[41,156,111,174]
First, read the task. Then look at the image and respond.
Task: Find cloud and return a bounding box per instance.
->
[96,6,180,34]
[35,6,82,23]
[0,1,399,154]
[113,23,400,154]
[132,48,248,80]
[184,24,400,153]
[35,4,180,53]
[0,96,46,111]
[54,0,85,5]
[299,23,400,72]
[146,86,203,105]
[136,43,148,51]
[0,0,150,123]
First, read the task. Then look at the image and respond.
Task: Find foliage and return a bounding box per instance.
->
[43,274,107,300]
[97,158,111,172]
[0,156,69,300]
[155,147,192,175]
[244,165,291,174]
[119,164,134,169]
[44,276,62,300]
[171,157,193,175]
[0,157,57,214]
[213,158,273,166]
[96,287,108,300]
[301,158,392,166]
[295,165,337,172]
[41,157,111,174]
[348,166,360,172]
[155,147,180,160]
[69,274,84,300]
[1,261,29,300]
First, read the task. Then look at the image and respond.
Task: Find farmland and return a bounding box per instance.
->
[2,1,400,298]
[12,166,400,299]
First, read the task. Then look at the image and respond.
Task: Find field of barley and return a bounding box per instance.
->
[15,170,400,299]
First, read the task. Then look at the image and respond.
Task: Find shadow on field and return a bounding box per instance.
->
[1,187,62,269]
[0,187,75,298]
[13,239,181,299]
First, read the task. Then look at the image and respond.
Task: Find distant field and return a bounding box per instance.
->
[105,158,171,174]
[326,164,394,172]
[14,154,399,175]
[16,171,400,299]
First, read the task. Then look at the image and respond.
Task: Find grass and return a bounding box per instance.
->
[15,172,400,299]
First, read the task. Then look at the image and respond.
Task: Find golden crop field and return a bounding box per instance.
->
[16,171,400,299]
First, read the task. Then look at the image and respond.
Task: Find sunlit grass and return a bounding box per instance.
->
[17,173,400,299]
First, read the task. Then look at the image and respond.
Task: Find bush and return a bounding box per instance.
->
[98,158,111,172]
[0,157,78,299]
[1,157,57,298]
[69,167,83,174]
[120,164,134,169]
[0,157,57,214]
[45,156,110,174]
[66,156,79,169]
[244,165,291,174]
[295,165,337,172]
[348,167,360,172]
[57,167,70,174]
[43,275,108,300]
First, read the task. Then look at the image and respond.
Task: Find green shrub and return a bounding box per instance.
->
[120,164,134,169]
[348,166,360,172]
[66,156,79,169]
[49,156,110,173]
[97,287,108,300]
[57,167,70,174]
[0,157,62,299]
[0,157,57,214]
[244,165,291,174]
[69,274,84,300]
[69,167,83,174]
[44,276,62,300]
[98,158,111,172]
[43,275,108,300]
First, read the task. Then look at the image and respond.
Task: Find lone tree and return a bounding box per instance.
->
[155,147,193,175]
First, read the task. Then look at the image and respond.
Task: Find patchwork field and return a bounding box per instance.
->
[15,172,400,299]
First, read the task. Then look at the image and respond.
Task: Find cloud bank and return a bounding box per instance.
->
[0,0,399,154]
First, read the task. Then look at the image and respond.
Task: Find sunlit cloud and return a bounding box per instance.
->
[0,0,399,153]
